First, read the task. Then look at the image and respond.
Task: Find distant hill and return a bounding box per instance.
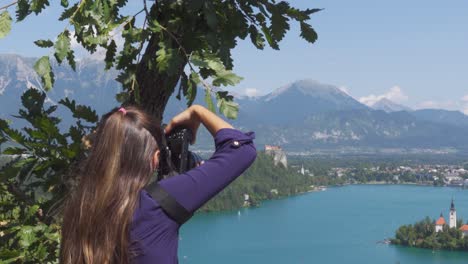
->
[236,79,368,125]
[411,109,468,129]
[0,54,120,121]
[370,98,412,113]
[231,80,468,150]
[1,54,468,152]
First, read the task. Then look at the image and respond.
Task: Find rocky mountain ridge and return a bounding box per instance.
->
[1,54,468,152]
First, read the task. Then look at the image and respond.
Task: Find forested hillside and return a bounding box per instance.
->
[201,152,314,212]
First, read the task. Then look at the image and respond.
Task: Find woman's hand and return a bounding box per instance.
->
[165,105,233,143]
[165,106,201,144]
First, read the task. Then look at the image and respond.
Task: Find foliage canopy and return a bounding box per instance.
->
[0,0,321,262]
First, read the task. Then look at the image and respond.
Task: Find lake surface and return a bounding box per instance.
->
[179,185,468,264]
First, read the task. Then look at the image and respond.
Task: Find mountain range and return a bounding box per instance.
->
[1,54,468,152]
[369,98,413,113]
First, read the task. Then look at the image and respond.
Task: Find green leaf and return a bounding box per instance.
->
[21,88,45,114]
[299,22,318,43]
[287,8,322,21]
[59,3,78,21]
[177,73,188,100]
[155,43,184,76]
[191,53,242,87]
[216,92,238,120]
[13,156,36,169]
[0,11,12,39]
[59,98,98,123]
[74,105,98,123]
[34,56,54,91]
[30,0,50,14]
[0,249,23,263]
[204,89,215,113]
[190,53,225,73]
[3,147,26,155]
[67,50,76,71]
[0,136,6,147]
[115,92,129,103]
[34,39,54,48]
[185,73,199,107]
[26,205,40,218]
[116,67,140,103]
[249,25,265,50]
[4,128,26,145]
[303,8,323,16]
[0,162,21,181]
[204,2,218,30]
[54,30,71,64]
[16,0,31,21]
[148,18,162,33]
[18,226,37,247]
[36,116,60,137]
[45,105,58,114]
[270,11,289,42]
[261,26,279,50]
[212,71,243,87]
[61,0,69,7]
[105,40,117,70]
[24,127,48,140]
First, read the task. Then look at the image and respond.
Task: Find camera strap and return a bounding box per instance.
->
[145,182,193,225]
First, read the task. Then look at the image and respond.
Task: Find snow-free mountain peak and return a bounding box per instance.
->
[264,79,351,102]
[370,98,412,113]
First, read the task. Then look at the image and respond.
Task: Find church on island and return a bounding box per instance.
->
[435,199,468,237]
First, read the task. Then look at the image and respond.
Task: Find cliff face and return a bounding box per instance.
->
[265,145,287,168]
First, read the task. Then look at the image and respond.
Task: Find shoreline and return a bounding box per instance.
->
[200,182,463,214]
[390,243,468,253]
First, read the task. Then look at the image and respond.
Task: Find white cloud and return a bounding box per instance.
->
[416,100,458,110]
[415,97,468,116]
[463,106,468,115]
[64,89,74,97]
[359,86,408,106]
[242,88,262,97]
[462,95,468,115]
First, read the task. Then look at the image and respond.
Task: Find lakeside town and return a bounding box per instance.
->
[265,144,468,188]
[324,164,468,187]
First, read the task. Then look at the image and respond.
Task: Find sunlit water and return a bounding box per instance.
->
[179,185,468,264]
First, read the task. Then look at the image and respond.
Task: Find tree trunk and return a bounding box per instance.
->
[135,34,186,124]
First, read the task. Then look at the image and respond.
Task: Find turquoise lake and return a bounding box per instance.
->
[179,185,468,264]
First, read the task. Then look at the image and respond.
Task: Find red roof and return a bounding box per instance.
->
[460,225,468,231]
[435,217,446,225]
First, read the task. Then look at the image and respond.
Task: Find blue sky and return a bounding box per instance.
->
[1,0,468,113]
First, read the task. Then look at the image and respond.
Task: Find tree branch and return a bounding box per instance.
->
[0,1,17,11]
[154,23,214,95]
[143,0,150,18]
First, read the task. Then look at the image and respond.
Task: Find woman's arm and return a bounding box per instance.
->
[164,105,233,144]
[156,105,257,214]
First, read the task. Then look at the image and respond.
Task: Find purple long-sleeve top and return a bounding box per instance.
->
[130,128,257,263]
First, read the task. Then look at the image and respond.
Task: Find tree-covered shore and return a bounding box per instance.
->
[391,217,468,251]
[201,152,315,212]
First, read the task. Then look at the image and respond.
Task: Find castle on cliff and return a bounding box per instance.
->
[265,145,287,168]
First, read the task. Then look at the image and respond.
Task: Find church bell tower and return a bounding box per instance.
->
[449,198,457,229]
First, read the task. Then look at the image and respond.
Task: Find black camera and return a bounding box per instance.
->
[157,126,203,180]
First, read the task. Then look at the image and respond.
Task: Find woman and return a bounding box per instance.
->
[60,104,257,263]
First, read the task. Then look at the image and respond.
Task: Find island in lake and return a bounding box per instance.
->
[392,199,468,251]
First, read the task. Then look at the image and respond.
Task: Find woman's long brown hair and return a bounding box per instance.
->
[60,106,163,264]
